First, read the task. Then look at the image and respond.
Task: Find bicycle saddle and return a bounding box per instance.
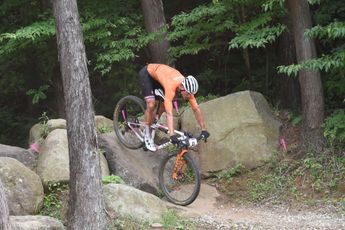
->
[154,89,165,100]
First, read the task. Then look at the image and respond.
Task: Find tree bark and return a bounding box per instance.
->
[276,17,301,111]
[52,63,66,119]
[140,0,171,64]
[0,179,12,230]
[286,0,325,151]
[52,0,107,229]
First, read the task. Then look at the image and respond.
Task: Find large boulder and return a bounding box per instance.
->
[103,183,168,221]
[0,144,37,169]
[181,91,281,173]
[10,215,65,230]
[95,115,113,133]
[29,116,113,145]
[0,157,44,215]
[98,132,166,195]
[28,119,67,145]
[36,129,109,187]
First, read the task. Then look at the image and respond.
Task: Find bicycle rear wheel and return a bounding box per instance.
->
[113,95,146,149]
[158,151,201,206]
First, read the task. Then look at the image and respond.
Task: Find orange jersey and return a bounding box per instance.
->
[147,64,198,113]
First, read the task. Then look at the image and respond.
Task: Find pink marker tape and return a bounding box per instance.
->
[280,138,287,152]
[30,143,40,153]
[173,100,179,114]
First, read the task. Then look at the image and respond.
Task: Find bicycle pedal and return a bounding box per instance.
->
[143,146,148,152]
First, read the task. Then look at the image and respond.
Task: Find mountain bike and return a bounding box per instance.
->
[113,93,206,206]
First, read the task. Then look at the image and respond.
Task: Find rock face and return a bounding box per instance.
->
[181,91,281,173]
[98,132,166,195]
[36,129,109,187]
[95,115,114,133]
[28,119,67,145]
[0,144,37,169]
[10,215,65,230]
[0,157,44,215]
[103,183,168,221]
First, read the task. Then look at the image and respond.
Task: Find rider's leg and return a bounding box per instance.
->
[156,101,166,120]
[139,65,157,151]
[145,98,156,130]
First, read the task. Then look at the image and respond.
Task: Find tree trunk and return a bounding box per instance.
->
[52,0,107,229]
[286,0,325,151]
[276,17,301,111]
[0,179,12,230]
[52,63,66,119]
[140,0,171,64]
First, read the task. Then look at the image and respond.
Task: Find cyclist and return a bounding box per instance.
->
[139,63,210,151]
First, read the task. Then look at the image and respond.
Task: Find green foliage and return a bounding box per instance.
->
[305,22,345,39]
[108,215,151,230]
[229,24,286,49]
[247,152,345,202]
[168,0,285,59]
[278,11,345,77]
[39,112,49,139]
[102,175,125,185]
[291,115,303,126]
[98,124,112,134]
[323,110,345,150]
[211,164,244,183]
[168,3,232,59]
[26,84,49,104]
[277,49,345,76]
[262,0,284,12]
[39,182,68,220]
[0,19,55,59]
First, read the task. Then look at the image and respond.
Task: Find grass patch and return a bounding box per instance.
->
[214,151,345,208]
[39,182,68,220]
[162,209,195,230]
[107,209,195,230]
[107,215,151,230]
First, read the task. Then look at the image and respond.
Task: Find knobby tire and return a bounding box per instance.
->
[113,95,146,149]
[158,151,201,206]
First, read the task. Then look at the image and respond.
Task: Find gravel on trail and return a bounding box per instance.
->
[171,183,345,230]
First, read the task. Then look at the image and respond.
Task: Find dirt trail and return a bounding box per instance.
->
[169,183,345,230]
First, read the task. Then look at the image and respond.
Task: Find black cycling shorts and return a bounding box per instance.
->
[139,65,163,100]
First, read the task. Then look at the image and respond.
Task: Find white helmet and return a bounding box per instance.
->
[182,75,199,95]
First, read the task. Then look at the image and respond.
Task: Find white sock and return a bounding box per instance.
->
[145,125,150,137]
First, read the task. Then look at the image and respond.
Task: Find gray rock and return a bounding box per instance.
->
[10,215,65,230]
[0,144,37,169]
[181,90,281,173]
[98,132,166,195]
[28,119,67,145]
[36,129,109,188]
[103,183,168,222]
[0,157,44,215]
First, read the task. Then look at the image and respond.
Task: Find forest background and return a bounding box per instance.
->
[0,0,344,154]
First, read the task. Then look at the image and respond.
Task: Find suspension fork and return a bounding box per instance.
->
[172,149,188,180]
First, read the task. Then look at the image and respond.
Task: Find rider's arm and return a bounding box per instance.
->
[189,96,206,130]
[164,91,175,136]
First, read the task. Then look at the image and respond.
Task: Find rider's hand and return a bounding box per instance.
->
[200,130,210,141]
[170,135,179,146]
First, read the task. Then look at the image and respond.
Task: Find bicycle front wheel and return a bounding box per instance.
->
[113,95,146,149]
[158,151,201,206]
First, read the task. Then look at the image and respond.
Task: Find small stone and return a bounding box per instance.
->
[151,222,163,228]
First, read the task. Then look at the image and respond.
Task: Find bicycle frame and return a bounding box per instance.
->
[121,95,187,151]
[124,118,185,150]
